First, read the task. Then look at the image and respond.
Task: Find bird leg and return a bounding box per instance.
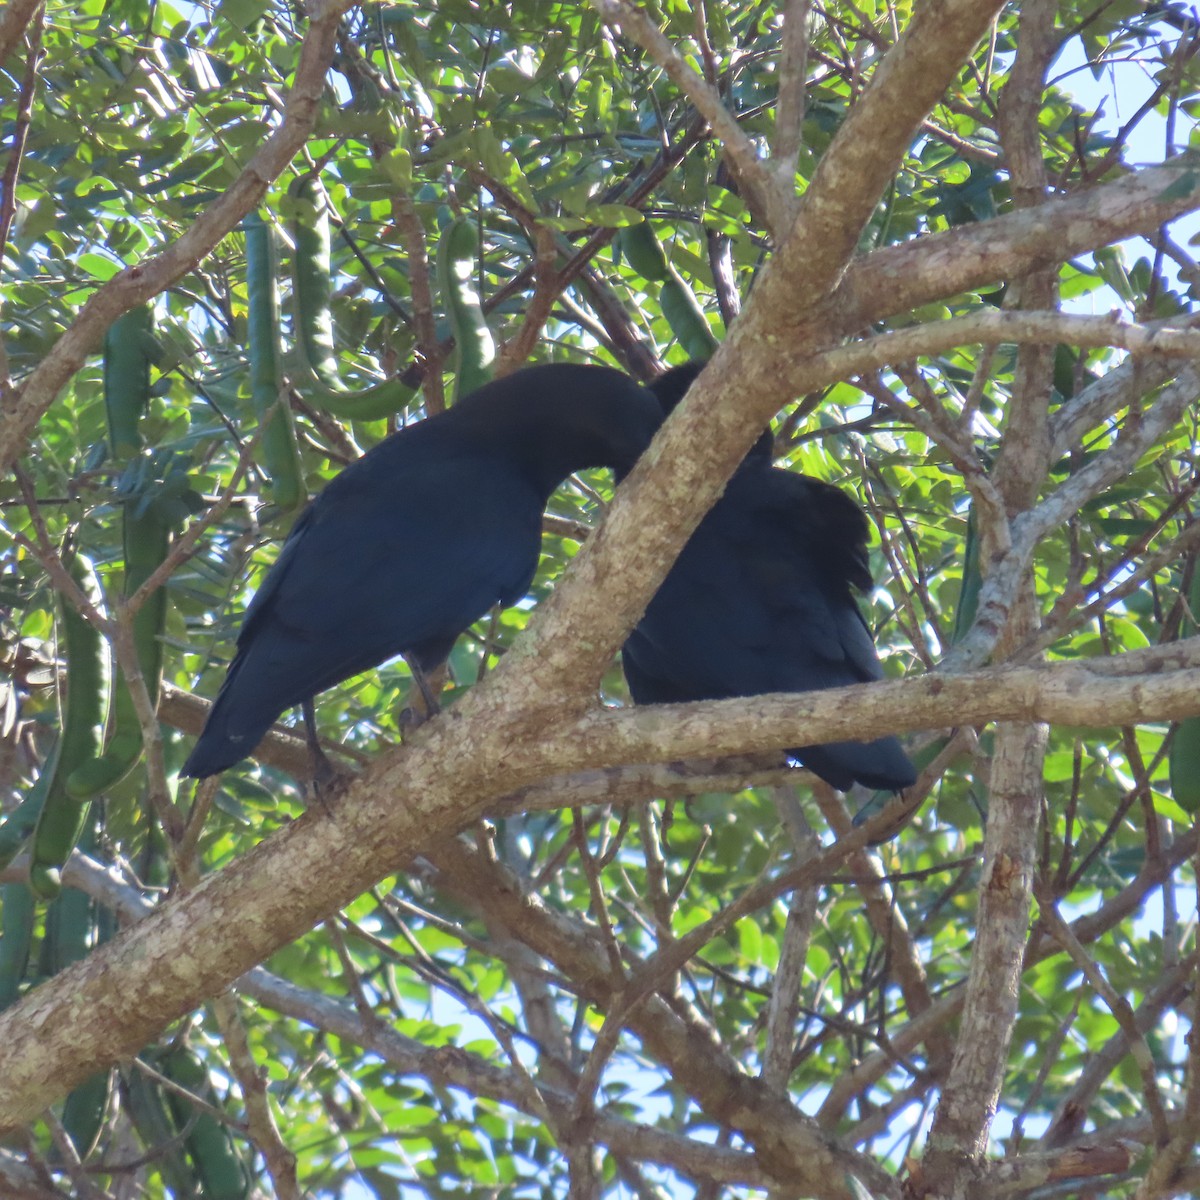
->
[399,659,446,732]
[412,661,442,714]
[302,697,345,806]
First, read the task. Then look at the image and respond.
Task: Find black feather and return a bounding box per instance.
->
[622,362,916,792]
[183,363,662,777]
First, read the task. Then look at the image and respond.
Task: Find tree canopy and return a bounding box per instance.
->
[2,1,1200,1197]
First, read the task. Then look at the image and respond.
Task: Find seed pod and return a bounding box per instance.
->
[287,176,416,420]
[1169,563,1200,811]
[29,552,109,897]
[245,211,305,512]
[437,215,495,402]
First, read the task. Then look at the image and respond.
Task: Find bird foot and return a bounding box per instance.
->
[398,704,432,734]
[399,663,443,732]
[308,744,354,812]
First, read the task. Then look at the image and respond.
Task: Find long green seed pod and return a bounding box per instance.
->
[125,1065,202,1197]
[1170,564,1200,811]
[245,211,305,512]
[286,177,416,420]
[288,176,341,392]
[60,1070,110,1160]
[620,222,718,359]
[162,1045,252,1199]
[104,305,154,457]
[951,505,982,647]
[66,497,171,799]
[46,815,111,1159]
[437,216,495,402]
[0,781,52,872]
[68,304,175,799]
[30,553,109,897]
[619,223,670,282]
[0,882,34,1010]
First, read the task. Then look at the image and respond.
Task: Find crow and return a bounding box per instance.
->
[622,361,916,792]
[183,363,663,777]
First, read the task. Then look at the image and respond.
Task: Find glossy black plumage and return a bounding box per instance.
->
[183,363,663,777]
[622,362,916,792]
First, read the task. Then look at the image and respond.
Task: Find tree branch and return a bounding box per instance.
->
[822,310,1200,375]
[836,158,1200,330]
[2,641,1200,1131]
[775,0,1007,306]
[771,0,812,185]
[0,0,40,67]
[589,0,787,232]
[0,0,358,474]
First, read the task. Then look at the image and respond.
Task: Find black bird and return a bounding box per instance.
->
[622,362,916,792]
[183,363,663,778]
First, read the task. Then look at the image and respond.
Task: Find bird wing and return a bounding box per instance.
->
[623,462,915,791]
[738,468,886,689]
[626,465,884,700]
[623,487,785,702]
[236,445,543,689]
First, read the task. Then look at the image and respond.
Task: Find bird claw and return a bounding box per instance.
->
[307,742,354,812]
[398,704,431,734]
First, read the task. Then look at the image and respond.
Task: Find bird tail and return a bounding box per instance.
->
[794,735,917,793]
[180,652,278,778]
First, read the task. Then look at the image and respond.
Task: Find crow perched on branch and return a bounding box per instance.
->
[183,363,663,778]
[622,362,916,792]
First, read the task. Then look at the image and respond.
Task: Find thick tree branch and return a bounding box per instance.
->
[777,0,1007,305]
[983,1144,1135,1197]
[820,310,1200,375]
[1,642,1199,1131]
[921,722,1047,1183]
[557,646,1200,770]
[925,21,1073,1179]
[155,681,799,802]
[0,0,40,67]
[835,158,1200,329]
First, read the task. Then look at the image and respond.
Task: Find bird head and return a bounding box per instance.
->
[456,363,663,499]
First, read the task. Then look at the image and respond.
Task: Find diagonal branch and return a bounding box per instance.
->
[589,0,786,232]
[835,158,1200,329]
[1,641,1200,1133]
[775,0,1007,305]
[0,0,41,67]
[0,0,358,475]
